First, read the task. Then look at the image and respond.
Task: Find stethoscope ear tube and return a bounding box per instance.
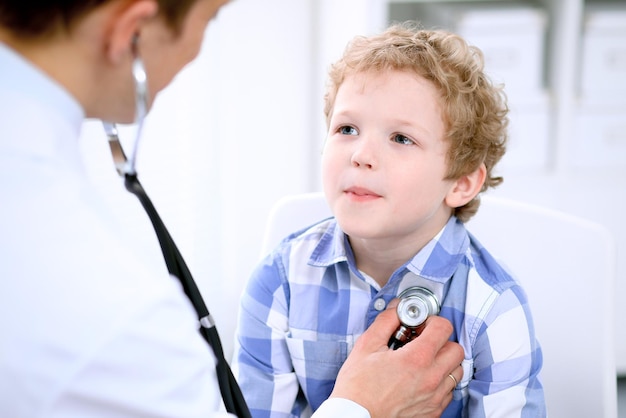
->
[100,50,251,417]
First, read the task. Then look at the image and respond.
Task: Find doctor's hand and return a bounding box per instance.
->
[329,303,464,418]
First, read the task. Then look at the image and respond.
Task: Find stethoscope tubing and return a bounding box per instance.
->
[100,53,250,417]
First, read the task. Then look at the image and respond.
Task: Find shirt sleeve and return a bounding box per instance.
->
[468,285,546,417]
[312,398,370,418]
[232,254,304,416]
[47,274,235,418]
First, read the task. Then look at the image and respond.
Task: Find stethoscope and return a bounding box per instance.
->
[101,52,251,418]
[387,287,441,350]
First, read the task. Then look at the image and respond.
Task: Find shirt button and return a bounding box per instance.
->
[373,298,386,311]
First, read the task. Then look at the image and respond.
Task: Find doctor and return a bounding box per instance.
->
[0,1,464,417]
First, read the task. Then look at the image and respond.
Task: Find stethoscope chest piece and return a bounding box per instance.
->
[396,287,440,327]
[388,286,440,350]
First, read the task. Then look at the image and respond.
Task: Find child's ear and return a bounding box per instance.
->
[445,163,487,208]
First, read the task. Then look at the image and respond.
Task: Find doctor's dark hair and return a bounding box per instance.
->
[323,22,508,223]
[0,0,197,37]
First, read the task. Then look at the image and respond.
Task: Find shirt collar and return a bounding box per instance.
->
[308,216,469,285]
[308,221,350,267]
[0,42,85,142]
[406,216,470,282]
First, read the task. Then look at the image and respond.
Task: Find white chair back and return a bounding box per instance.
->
[261,192,618,417]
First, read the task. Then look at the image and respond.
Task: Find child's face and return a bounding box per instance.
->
[322,70,457,248]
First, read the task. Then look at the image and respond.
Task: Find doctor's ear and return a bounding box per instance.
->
[106,0,158,64]
[445,163,487,209]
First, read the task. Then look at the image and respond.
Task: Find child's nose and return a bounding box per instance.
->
[350,136,378,169]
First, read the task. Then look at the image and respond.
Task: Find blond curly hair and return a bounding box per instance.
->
[323,22,508,222]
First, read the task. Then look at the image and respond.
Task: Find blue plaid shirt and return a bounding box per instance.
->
[233,216,545,418]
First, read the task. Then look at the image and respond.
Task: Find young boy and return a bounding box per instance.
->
[233,22,546,417]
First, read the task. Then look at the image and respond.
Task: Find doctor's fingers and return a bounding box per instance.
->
[435,340,464,393]
[443,363,463,393]
[356,303,403,352]
[410,315,457,358]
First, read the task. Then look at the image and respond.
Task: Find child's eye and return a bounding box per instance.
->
[392,134,414,145]
[339,126,358,136]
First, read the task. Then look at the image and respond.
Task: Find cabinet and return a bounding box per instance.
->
[315,0,626,374]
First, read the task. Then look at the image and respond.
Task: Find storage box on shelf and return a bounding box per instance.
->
[571,99,626,169]
[500,93,551,172]
[579,3,626,99]
[573,3,626,170]
[403,2,547,95]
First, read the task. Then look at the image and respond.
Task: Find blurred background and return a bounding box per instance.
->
[79,0,625,407]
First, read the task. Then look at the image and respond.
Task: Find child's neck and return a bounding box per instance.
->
[351,238,424,288]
